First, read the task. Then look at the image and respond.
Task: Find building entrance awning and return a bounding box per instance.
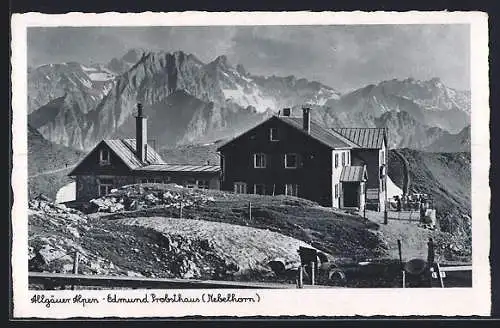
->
[340,165,367,182]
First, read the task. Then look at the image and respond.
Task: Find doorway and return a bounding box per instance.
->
[343,183,359,208]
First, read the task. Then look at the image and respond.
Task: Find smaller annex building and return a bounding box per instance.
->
[69,103,220,201]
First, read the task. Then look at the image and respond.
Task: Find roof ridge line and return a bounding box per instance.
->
[279,116,357,149]
[327,128,361,147]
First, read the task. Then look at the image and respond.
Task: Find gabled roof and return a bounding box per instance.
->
[340,165,368,182]
[332,128,387,149]
[279,117,358,149]
[105,139,165,169]
[217,115,357,151]
[69,138,165,175]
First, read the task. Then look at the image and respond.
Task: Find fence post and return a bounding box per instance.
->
[248,202,252,221]
[310,261,315,286]
[436,262,445,288]
[179,200,183,218]
[427,238,435,287]
[297,266,303,288]
[397,239,404,288]
[72,251,79,290]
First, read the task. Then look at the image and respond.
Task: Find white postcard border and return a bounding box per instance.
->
[11,11,491,318]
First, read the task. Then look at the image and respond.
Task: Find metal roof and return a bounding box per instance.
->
[279,117,358,149]
[138,164,221,173]
[332,128,386,149]
[103,139,165,169]
[340,165,368,182]
[70,138,220,175]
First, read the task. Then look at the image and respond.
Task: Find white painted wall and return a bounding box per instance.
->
[331,149,350,208]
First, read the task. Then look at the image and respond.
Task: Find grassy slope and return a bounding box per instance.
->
[28,125,84,200]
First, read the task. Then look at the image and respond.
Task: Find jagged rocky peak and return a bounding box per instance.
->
[210,55,233,69]
[122,48,147,63]
[429,77,443,85]
[236,63,248,76]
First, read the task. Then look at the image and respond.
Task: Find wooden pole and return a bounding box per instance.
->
[73,251,79,274]
[248,202,252,221]
[298,266,303,288]
[427,238,435,287]
[72,251,79,290]
[436,262,445,288]
[363,183,367,219]
[310,261,315,286]
[397,239,404,288]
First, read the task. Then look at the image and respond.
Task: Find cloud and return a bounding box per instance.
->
[27,25,470,91]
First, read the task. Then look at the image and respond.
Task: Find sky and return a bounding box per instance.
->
[27,25,470,92]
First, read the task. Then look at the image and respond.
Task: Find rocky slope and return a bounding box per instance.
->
[324,78,470,134]
[28,61,116,114]
[29,183,469,288]
[374,111,449,149]
[426,125,471,152]
[28,124,83,200]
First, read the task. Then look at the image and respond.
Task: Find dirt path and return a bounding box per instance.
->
[364,210,447,261]
[29,164,76,178]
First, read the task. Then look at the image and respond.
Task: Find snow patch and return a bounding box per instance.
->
[80,65,95,72]
[223,84,276,112]
[56,182,76,204]
[387,177,403,200]
[88,72,115,82]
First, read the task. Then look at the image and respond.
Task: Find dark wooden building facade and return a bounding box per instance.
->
[218,108,388,212]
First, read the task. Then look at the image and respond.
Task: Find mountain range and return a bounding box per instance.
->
[27,48,471,152]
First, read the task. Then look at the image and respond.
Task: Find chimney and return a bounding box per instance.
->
[282,108,291,117]
[302,107,311,133]
[135,103,148,163]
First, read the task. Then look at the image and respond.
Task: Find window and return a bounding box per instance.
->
[185,179,197,188]
[254,153,267,168]
[284,153,298,168]
[270,128,279,141]
[197,180,210,189]
[285,184,299,197]
[254,184,266,195]
[334,153,339,168]
[334,184,339,199]
[347,152,350,165]
[342,152,346,166]
[99,149,110,166]
[234,182,247,194]
[140,178,170,184]
[98,178,113,196]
